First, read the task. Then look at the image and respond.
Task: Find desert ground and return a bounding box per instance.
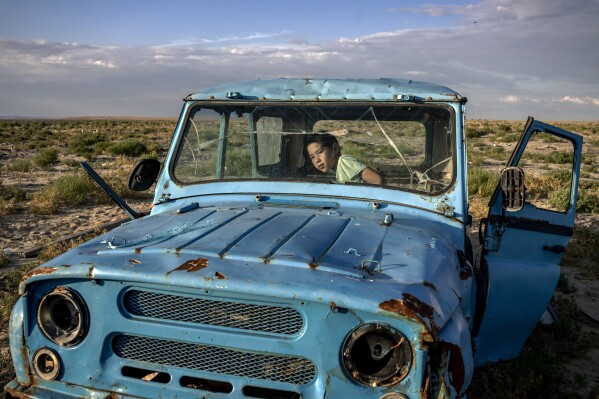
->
[1,118,598,398]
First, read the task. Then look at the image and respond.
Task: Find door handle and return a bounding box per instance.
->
[543,245,565,253]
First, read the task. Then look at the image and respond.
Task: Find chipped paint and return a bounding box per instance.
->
[21,267,57,283]
[425,341,467,398]
[380,293,439,337]
[168,258,209,275]
[215,271,227,279]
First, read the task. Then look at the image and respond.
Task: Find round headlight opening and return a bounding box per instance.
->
[342,323,412,387]
[37,287,88,346]
[33,348,61,380]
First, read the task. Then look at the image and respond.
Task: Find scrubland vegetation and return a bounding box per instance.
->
[0,118,598,397]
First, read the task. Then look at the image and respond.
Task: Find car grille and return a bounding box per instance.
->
[112,334,317,385]
[123,289,304,335]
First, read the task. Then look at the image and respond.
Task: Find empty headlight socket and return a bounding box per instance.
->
[37,286,89,347]
[341,323,412,387]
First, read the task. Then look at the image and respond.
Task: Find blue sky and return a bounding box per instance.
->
[1,0,598,120]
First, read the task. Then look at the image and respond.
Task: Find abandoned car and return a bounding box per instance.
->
[5,78,583,399]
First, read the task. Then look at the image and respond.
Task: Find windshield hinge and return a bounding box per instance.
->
[437,201,455,218]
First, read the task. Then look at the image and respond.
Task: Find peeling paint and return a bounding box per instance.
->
[379,293,439,336]
[21,267,57,283]
[215,271,227,279]
[426,341,466,398]
[167,258,209,275]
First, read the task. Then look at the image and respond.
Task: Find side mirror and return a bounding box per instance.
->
[129,159,161,191]
[500,166,525,211]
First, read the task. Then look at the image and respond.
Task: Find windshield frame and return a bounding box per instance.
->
[168,100,458,197]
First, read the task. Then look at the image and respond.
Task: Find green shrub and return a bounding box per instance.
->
[0,181,25,215]
[68,132,108,158]
[0,182,27,201]
[6,159,31,172]
[548,188,570,210]
[105,140,148,157]
[30,172,100,214]
[1,262,39,319]
[0,246,10,268]
[465,127,480,139]
[33,148,59,167]
[225,148,252,177]
[498,133,520,143]
[577,191,599,213]
[468,169,498,199]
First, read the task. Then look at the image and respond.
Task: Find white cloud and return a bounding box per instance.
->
[387,0,599,22]
[560,96,599,106]
[404,71,428,77]
[500,95,520,103]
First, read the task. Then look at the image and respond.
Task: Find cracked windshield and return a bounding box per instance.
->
[173,104,455,194]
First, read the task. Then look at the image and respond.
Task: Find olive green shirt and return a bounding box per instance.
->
[336,155,367,183]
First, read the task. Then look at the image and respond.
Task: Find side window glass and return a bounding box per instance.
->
[256,117,282,166]
[517,131,575,212]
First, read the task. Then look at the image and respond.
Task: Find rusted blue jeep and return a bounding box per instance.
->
[5,79,583,398]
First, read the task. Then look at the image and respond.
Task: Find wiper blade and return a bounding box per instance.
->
[80,161,143,220]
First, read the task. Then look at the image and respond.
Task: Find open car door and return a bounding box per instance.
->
[473,117,583,365]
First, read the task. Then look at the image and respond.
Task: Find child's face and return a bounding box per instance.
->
[307,142,338,173]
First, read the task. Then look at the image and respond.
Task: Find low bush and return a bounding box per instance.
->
[30,172,100,214]
[105,140,148,157]
[0,246,9,268]
[33,148,59,167]
[6,159,31,172]
[67,132,109,158]
[468,169,498,199]
[0,182,27,215]
[577,191,599,213]
[0,182,27,202]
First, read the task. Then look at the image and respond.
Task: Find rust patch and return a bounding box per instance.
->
[379,293,439,336]
[134,248,142,254]
[427,341,466,397]
[262,257,271,265]
[21,267,57,283]
[441,341,466,395]
[20,322,33,384]
[215,271,227,280]
[167,258,208,275]
[87,266,95,279]
[308,257,318,269]
[420,365,431,398]
[459,267,473,280]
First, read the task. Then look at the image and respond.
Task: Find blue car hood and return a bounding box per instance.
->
[26,204,467,336]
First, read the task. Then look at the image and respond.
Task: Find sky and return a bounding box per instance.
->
[0,0,598,120]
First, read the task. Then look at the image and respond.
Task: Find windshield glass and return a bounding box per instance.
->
[172,103,455,194]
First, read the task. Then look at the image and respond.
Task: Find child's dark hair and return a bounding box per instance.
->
[306,133,339,148]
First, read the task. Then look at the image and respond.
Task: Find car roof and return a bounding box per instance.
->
[187,78,463,102]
